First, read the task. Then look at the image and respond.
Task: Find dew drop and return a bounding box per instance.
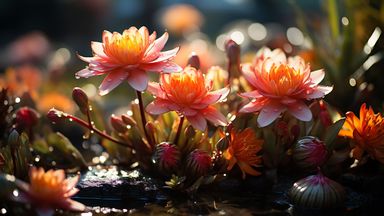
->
[119,77,125,81]
[48,146,54,152]
[3,100,8,106]
[1,208,7,214]
[75,76,80,80]
[34,155,40,162]
[107,79,112,82]
[90,130,95,134]
[12,189,19,197]
[15,97,21,103]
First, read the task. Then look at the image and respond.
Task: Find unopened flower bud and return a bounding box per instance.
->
[225,39,240,65]
[15,107,40,130]
[319,100,332,127]
[152,142,180,173]
[186,149,212,177]
[110,115,127,133]
[121,114,137,126]
[187,52,200,70]
[72,87,89,114]
[47,108,66,123]
[292,136,328,171]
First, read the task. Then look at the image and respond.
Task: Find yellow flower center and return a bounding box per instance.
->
[266,64,304,96]
[162,67,207,106]
[103,28,149,65]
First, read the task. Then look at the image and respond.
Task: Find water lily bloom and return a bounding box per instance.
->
[224,128,263,179]
[13,167,85,216]
[240,47,333,127]
[146,66,229,131]
[339,103,384,163]
[77,26,182,95]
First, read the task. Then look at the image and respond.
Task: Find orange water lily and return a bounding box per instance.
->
[339,103,384,163]
[77,26,181,95]
[146,66,229,131]
[14,167,85,216]
[240,47,333,127]
[224,128,263,179]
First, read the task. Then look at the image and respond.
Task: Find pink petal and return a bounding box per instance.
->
[99,70,128,96]
[146,99,171,115]
[146,47,180,64]
[64,188,79,198]
[139,26,149,46]
[241,64,258,87]
[91,42,106,58]
[180,107,198,116]
[59,199,86,212]
[77,54,95,63]
[287,101,312,122]
[199,87,230,107]
[143,32,169,62]
[102,30,112,43]
[149,31,157,44]
[257,102,285,127]
[187,114,207,131]
[239,98,269,113]
[309,69,325,85]
[147,82,167,99]
[65,175,80,192]
[202,106,228,126]
[240,90,263,99]
[306,85,333,99]
[140,61,182,73]
[127,70,148,91]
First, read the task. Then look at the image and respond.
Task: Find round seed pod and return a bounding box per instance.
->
[289,173,345,209]
[186,149,212,177]
[152,142,180,174]
[292,136,328,171]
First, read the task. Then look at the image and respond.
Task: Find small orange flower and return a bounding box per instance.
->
[224,128,263,179]
[146,66,229,131]
[339,103,384,163]
[37,92,75,114]
[14,167,85,216]
[161,4,204,35]
[77,26,181,95]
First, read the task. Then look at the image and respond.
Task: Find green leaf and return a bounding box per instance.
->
[46,132,87,170]
[323,118,345,150]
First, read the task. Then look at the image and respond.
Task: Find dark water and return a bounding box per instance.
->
[48,166,384,215]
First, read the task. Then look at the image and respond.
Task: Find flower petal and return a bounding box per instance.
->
[91,42,107,58]
[241,63,258,87]
[202,106,228,126]
[306,85,333,99]
[187,114,207,131]
[140,61,182,73]
[98,70,128,96]
[240,90,263,99]
[146,99,171,115]
[146,47,180,64]
[287,101,312,122]
[126,70,148,91]
[257,102,285,127]
[59,199,86,212]
[143,32,169,62]
[309,69,325,85]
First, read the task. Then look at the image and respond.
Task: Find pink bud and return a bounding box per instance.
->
[110,115,127,133]
[72,87,89,114]
[152,142,180,173]
[292,136,328,170]
[15,107,40,130]
[187,52,200,70]
[186,149,212,177]
[47,108,65,123]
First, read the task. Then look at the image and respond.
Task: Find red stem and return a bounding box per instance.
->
[66,114,132,148]
[136,91,152,147]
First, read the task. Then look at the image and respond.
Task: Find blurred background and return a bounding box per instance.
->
[0,0,383,113]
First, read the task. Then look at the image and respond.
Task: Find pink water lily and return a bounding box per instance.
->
[240,47,333,127]
[77,26,182,95]
[13,167,85,216]
[146,66,229,131]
